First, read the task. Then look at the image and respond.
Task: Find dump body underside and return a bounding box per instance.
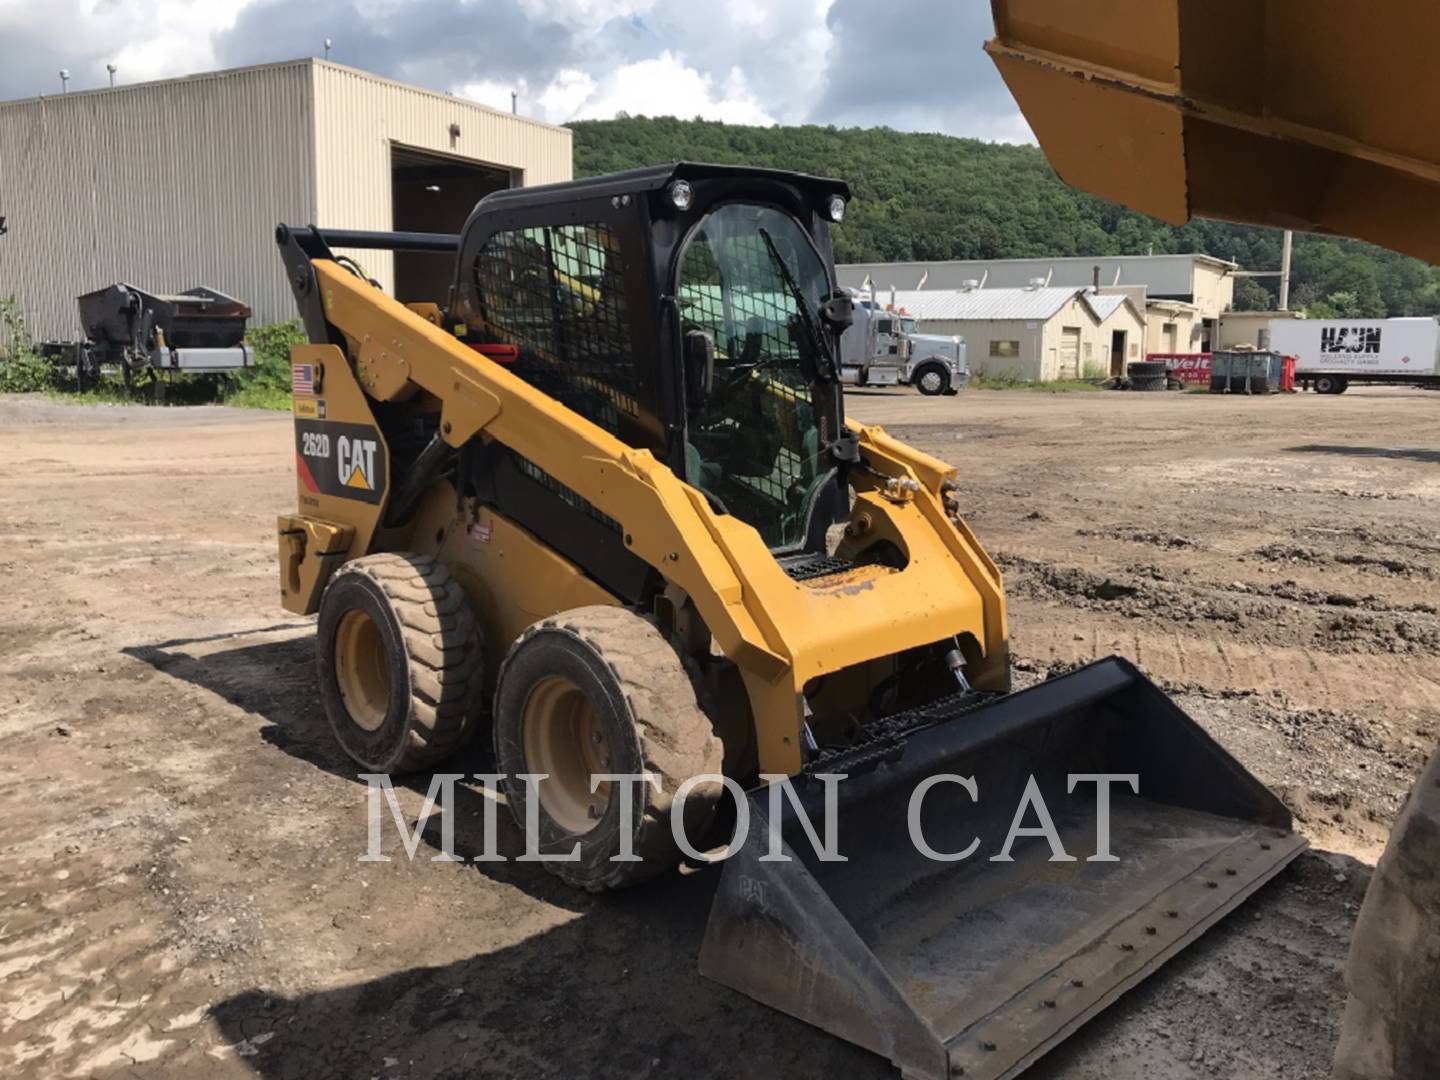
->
[988,0,1440,262]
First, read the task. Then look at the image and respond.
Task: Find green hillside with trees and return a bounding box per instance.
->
[570,117,1440,319]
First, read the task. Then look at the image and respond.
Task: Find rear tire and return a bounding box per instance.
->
[1315,375,1349,395]
[913,363,951,397]
[317,553,484,773]
[494,606,723,891]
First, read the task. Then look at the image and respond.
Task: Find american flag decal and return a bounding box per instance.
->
[291,363,315,396]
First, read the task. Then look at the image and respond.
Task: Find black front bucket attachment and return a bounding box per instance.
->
[699,658,1306,1080]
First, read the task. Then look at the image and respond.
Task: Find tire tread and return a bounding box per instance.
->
[328,553,484,771]
[496,605,723,891]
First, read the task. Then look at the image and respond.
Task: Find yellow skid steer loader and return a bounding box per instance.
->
[273,163,1303,1079]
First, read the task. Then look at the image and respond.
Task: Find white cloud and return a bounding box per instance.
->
[477,51,775,125]
[454,77,525,114]
[1,0,252,94]
[568,52,774,124]
[512,0,655,29]
[536,69,597,121]
[1,0,1029,140]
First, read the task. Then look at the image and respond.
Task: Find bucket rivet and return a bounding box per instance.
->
[1120,942,1135,952]
[1261,842,1272,850]
[1165,910,1179,918]
[1145,926,1157,935]
[1225,868,1238,876]
[1071,977,1084,988]
[951,1066,965,1076]
[980,1041,997,1052]
[1205,880,1218,889]
[1042,999,1056,1008]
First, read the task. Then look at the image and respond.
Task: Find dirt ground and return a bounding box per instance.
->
[1,386,1436,1079]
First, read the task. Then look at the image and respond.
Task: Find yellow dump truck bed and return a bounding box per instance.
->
[987,0,1440,262]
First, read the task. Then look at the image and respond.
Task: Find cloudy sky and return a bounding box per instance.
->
[0,0,1031,141]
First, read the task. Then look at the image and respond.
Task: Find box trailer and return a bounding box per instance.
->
[1270,317,1440,394]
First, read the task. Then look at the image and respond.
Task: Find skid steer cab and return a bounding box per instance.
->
[273,162,1303,1080]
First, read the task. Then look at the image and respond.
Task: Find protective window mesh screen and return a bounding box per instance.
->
[471,223,638,436]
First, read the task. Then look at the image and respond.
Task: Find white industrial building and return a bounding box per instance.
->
[891,285,1147,381]
[0,60,573,339]
[840,254,1236,362]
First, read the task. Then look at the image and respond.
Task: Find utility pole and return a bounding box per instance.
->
[1230,229,1297,310]
[1279,229,1294,311]
[511,90,518,115]
[106,64,117,88]
[324,38,333,61]
[59,69,70,94]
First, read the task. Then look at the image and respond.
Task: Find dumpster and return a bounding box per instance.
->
[1210,351,1284,395]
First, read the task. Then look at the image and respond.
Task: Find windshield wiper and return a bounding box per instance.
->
[757,227,838,381]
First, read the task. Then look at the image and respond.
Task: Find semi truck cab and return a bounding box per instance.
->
[899,314,969,396]
[839,293,968,395]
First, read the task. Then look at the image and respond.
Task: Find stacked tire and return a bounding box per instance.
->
[1127,360,1169,392]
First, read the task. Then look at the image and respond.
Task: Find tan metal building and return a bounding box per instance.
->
[1086,292,1151,375]
[841,253,1235,351]
[1143,297,1203,354]
[0,60,572,339]
[893,285,1146,381]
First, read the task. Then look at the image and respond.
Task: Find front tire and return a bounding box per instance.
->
[494,606,723,891]
[914,363,951,396]
[317,553,484,773]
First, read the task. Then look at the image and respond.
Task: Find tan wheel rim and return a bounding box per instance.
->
[334,609,392,732]
[521,675,612,835]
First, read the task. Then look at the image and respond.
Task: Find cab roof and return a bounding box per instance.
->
[474,161,851,213]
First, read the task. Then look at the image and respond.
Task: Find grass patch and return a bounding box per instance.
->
[971,373,1106,392]
[0,312,305,411]
[225,381,294,410]
[228,321,306,410]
